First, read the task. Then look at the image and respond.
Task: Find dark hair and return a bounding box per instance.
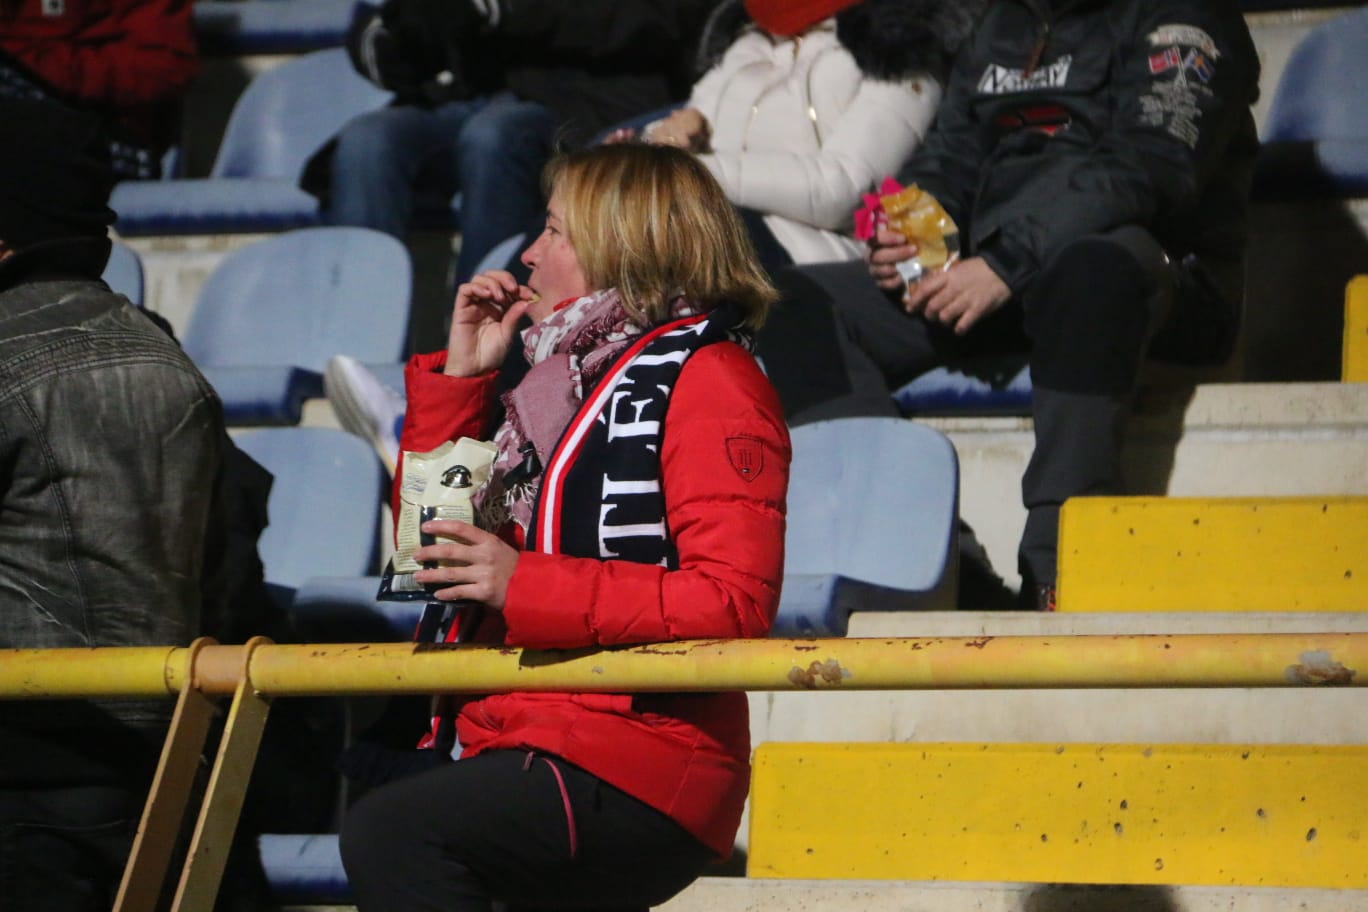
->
[0,96,116,249]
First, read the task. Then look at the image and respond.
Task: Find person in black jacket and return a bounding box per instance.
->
[756,0,1261,608]
[322,0,714,287]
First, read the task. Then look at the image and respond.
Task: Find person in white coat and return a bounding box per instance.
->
[625,0,982,267]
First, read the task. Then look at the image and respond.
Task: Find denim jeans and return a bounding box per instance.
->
[326,92,556,284]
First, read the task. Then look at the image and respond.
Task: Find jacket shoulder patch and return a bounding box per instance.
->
[726,435,765,483]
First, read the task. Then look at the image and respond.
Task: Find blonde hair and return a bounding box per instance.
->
[544,143,778,329]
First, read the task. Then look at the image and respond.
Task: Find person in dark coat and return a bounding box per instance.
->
[757,0,1261,608]
[321,0,716,286]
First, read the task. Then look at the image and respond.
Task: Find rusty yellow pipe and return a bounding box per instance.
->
[2,634,1366,700]
[0,645,188,699]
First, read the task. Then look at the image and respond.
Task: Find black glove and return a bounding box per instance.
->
[345,1,425,95]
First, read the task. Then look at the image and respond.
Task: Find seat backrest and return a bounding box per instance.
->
[784,417,959,595]
[183,226,411,371]
[211,47,391,179]
[1262,6,1368,143]
[101,241,145,306]
[233,427,385,591]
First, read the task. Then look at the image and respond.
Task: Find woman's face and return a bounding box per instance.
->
[521,190,590,322]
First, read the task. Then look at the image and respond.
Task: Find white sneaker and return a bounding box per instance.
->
[324,355,405,476]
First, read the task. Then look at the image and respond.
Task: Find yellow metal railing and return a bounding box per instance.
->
[3,632,1366,910]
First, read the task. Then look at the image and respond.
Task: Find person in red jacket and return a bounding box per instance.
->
[339,142,790,911]
[0,0,198,178]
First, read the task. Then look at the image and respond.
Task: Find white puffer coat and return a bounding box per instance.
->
[688,20,941,264]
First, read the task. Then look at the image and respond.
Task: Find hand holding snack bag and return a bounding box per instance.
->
[855,177,960,302]
[379,436,499,602]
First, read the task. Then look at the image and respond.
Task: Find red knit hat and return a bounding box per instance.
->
[744,0,864,36]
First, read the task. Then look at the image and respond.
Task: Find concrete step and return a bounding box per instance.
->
[932,381,1368,590]
[659,877,1368,912]
[278,879,1368,912]
[1055,495,1368,612]
[748,742,1367,887]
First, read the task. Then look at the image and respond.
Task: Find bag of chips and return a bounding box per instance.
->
[854,177,961,297]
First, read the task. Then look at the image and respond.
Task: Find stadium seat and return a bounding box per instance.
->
[1254,5,1368,199]
[193,0,360,55]
[110,48,391,235]
[257,834,350,906]
[892,359,1032,416]
[183,226,411,424]
[101,240,145,306]
[232,427,386,610]
[777,417,959,636]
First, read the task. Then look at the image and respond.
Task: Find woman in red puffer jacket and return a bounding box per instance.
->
[341,142,790,911]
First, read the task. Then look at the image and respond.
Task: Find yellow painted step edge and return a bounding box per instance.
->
[748,742,1368,888]
[1345,275,1368,383]
[1055,495,1368,612]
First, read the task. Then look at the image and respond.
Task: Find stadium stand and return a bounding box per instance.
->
[17,5,1362,909]
[110,48,390,236]
[182,226,411,425]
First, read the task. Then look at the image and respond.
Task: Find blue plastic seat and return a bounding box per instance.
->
[101,241,145,306]
[892,360,1032,417]
[258,834,350,906]
[776,417,960,636]
[110,48,392,235]
[232,427,386,608]
[183,226,411,424]
[194,0,360,55]
[1255,6,1368,199]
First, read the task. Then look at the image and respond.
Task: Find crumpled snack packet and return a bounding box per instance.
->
[378,436,499,601]
[854,176,961,294]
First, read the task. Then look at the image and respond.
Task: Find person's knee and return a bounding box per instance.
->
[333,111,409,168]
[459,103,552,163]
[1025,235,1155,394]
[339,788,403,878]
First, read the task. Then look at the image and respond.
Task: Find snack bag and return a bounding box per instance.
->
[854,177,961,295]
[378,436,499,601]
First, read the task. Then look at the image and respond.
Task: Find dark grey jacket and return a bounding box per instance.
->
[899,0,1260,298]
[0,238,223,734]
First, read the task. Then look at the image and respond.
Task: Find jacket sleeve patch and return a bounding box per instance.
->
[1146,24,1220,59]
[1138,24,1221,149]
[726,435,765,483]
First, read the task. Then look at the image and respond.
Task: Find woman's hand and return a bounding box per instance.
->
[445,269,536,378]
[643,108,711,153]
[904,256,1012,335]
[411,519,519,609]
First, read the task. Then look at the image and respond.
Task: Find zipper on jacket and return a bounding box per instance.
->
[1023,22,1052,78]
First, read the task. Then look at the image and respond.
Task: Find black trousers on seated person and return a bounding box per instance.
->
[756,226,1235,593]
[340,749,715,912]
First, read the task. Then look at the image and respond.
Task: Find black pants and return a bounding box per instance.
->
[340,750,715,912]
[0,718,162,912]
[756,226,1236,590]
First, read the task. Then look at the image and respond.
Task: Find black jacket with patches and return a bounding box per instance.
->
[697,0,985,85]
[897,0,1260,297]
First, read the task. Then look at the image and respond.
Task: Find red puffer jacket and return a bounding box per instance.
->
[0,0,198,149]
[400,339,790,857]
